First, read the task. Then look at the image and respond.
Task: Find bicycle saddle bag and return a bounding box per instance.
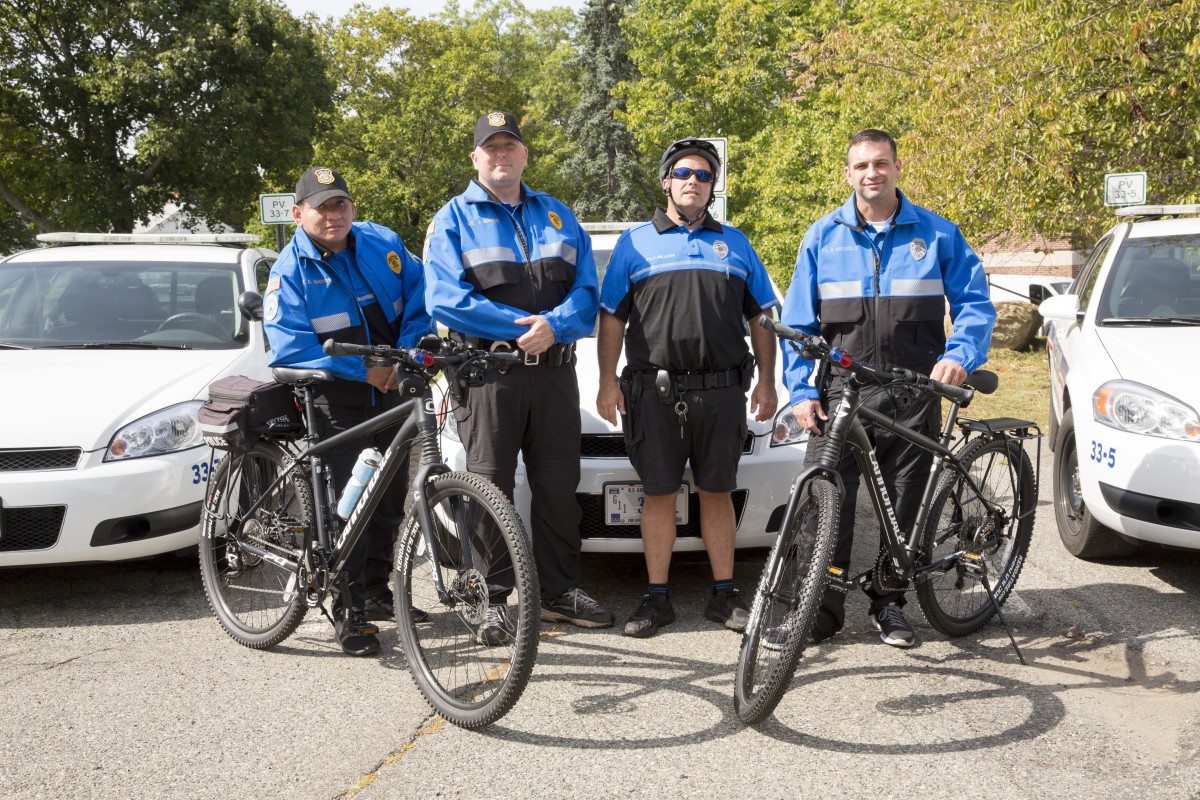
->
[198,376,302,452]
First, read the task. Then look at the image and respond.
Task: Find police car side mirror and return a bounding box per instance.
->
[1038,293,1081,325]
[238,291,264,322]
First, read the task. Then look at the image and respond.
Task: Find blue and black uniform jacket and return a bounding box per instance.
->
[264,221,431,406]
[781,189,994,404]
[423,180,598,344]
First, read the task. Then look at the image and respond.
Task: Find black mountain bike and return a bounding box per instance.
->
[734,317,1040,725]
[198,335,538,728]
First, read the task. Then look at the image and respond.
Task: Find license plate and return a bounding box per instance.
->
[603,483,689,526]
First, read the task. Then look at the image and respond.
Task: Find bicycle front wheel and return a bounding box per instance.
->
[394,471,539,729]
[734,476,839,726]
[199,442,311,649]
[916,436,1036,637]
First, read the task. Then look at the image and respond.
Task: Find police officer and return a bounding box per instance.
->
[264,166,431,656]
[596,138,779,638]
[424,111,614,638]
[780,129,995,648]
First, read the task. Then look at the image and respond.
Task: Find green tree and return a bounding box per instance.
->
[315,0,580,249]
[0,0,330,247]
[561,0,655,222]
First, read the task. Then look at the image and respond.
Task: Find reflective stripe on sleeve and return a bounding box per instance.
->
[817,280,862,300]
[890,278,945,296]
[311,311,352,334]
[539,241,578,265]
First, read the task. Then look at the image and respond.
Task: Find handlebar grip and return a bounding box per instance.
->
[322,339,360,357]
[490,351,523,365]
[757,315,804,341]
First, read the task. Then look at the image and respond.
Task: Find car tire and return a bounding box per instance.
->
[1053,407,1140,559]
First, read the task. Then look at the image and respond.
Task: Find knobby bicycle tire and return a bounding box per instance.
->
[199,442,311,649]
[394,471,539,729]
[734,476,839,725]
[916,436,1036,637]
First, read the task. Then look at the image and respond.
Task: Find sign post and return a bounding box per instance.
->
[702,137,729,222]
[259,193,296,251]
[1104,172,1147,207]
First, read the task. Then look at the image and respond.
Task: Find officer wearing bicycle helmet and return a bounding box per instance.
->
[780,129,995,648]
[265,166,431,657]
[424,111,614,638]
[597,137,779,638]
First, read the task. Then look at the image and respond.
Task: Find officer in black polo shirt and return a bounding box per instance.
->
[596,139,779,638]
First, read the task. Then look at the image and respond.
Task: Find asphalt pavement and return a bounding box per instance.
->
[3,446,1199,799]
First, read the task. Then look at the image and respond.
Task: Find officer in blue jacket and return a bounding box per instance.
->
[424,112,614,638]
[265,166,431,657]
[781,129,995,648]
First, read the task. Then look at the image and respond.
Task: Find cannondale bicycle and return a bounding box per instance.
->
[199,331,538,728]
[734,317,1040,725]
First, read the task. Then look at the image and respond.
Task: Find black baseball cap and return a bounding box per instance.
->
[474,111,523,147]
[295,167,353,207]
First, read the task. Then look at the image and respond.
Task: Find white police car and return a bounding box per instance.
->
[0,233,276,566]
[440,223,806,553]
[1040,205,1200,558]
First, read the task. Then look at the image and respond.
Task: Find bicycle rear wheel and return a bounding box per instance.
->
[199,442,311,648]
[916,436,1035,636]
[734,476,839,725]
[395,471,539,729]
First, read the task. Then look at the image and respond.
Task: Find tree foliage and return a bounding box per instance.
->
[561,0,655,222]
[0,0,331,248]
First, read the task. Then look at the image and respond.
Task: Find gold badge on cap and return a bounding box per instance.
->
[314,168,335,184]
[487,112,506,127]
[387,251,402,274]
[548,211,563,231]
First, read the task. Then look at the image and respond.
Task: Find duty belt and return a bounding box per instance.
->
[634,366,743,391]
[452,334,575,368]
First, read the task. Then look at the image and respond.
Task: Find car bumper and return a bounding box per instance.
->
[1076,424,1200,550]
[442,431,806,554]
[0,448,221,566]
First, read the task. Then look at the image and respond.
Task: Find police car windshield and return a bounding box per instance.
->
[0,261,248,349]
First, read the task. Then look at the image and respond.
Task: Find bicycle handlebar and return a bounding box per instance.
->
[321,338,523,369]
[756,316,996,404]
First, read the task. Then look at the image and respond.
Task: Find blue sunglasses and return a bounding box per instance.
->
[669,166,715,183]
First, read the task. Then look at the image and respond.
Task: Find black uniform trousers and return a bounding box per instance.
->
[452,360,582,602]
[803,383,940,629]
[313,393,409,614]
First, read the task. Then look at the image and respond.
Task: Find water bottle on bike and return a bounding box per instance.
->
[336,448,382,519]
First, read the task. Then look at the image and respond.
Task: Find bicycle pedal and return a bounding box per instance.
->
[826,565,851,593]
[960,552,987,578]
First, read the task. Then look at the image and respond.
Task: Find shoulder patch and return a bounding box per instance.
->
[266,275,281,295]
[263,293,280,321]
[548,210,563,230]
[387,251,402,274]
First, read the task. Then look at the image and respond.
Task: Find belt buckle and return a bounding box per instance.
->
[523,350,540,366]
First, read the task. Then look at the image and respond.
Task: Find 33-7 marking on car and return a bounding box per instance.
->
[191,457,221,485]
[1089,441,1115,468]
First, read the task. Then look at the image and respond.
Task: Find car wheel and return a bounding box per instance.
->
[1053,407,1140,559]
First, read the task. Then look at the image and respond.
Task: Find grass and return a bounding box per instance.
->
[955,339,1050,429]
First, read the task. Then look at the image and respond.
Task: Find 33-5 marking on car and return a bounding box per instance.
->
[1089,440,1115,468]
[191,457,221,485]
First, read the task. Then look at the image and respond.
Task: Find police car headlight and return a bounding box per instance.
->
[770,406,807,447]
[1094,381,1200,442]
[105,401,204,461]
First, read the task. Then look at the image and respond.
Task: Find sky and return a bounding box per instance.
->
[280,0,584,17]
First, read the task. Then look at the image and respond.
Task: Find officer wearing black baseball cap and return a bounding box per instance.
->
[473,111,524,147]
[294,166,354,209]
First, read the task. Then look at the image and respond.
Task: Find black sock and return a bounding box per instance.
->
[648,583,669,600]
[713,579,734,595]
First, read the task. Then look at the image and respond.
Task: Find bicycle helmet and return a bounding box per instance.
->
[658,138,721,182]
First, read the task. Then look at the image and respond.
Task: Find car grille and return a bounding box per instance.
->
[580,433,755,459]
[576,489,748,540]
[0,448,82,472]
[0,506,65,551]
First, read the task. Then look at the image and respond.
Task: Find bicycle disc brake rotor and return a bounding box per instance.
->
[450,568,490,626]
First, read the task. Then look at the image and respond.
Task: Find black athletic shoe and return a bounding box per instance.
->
[623,593,675,638]
[473,604,513,647]
[541,588,615,628]
[364,594,429,624]
[870,604,915,648]
[335,611,381,657]
[704,586,749,631]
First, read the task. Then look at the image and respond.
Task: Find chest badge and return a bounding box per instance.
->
[910,237,928,260]
[387,251,402,274]
[713,240,729,259]
[548,211,563,230]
